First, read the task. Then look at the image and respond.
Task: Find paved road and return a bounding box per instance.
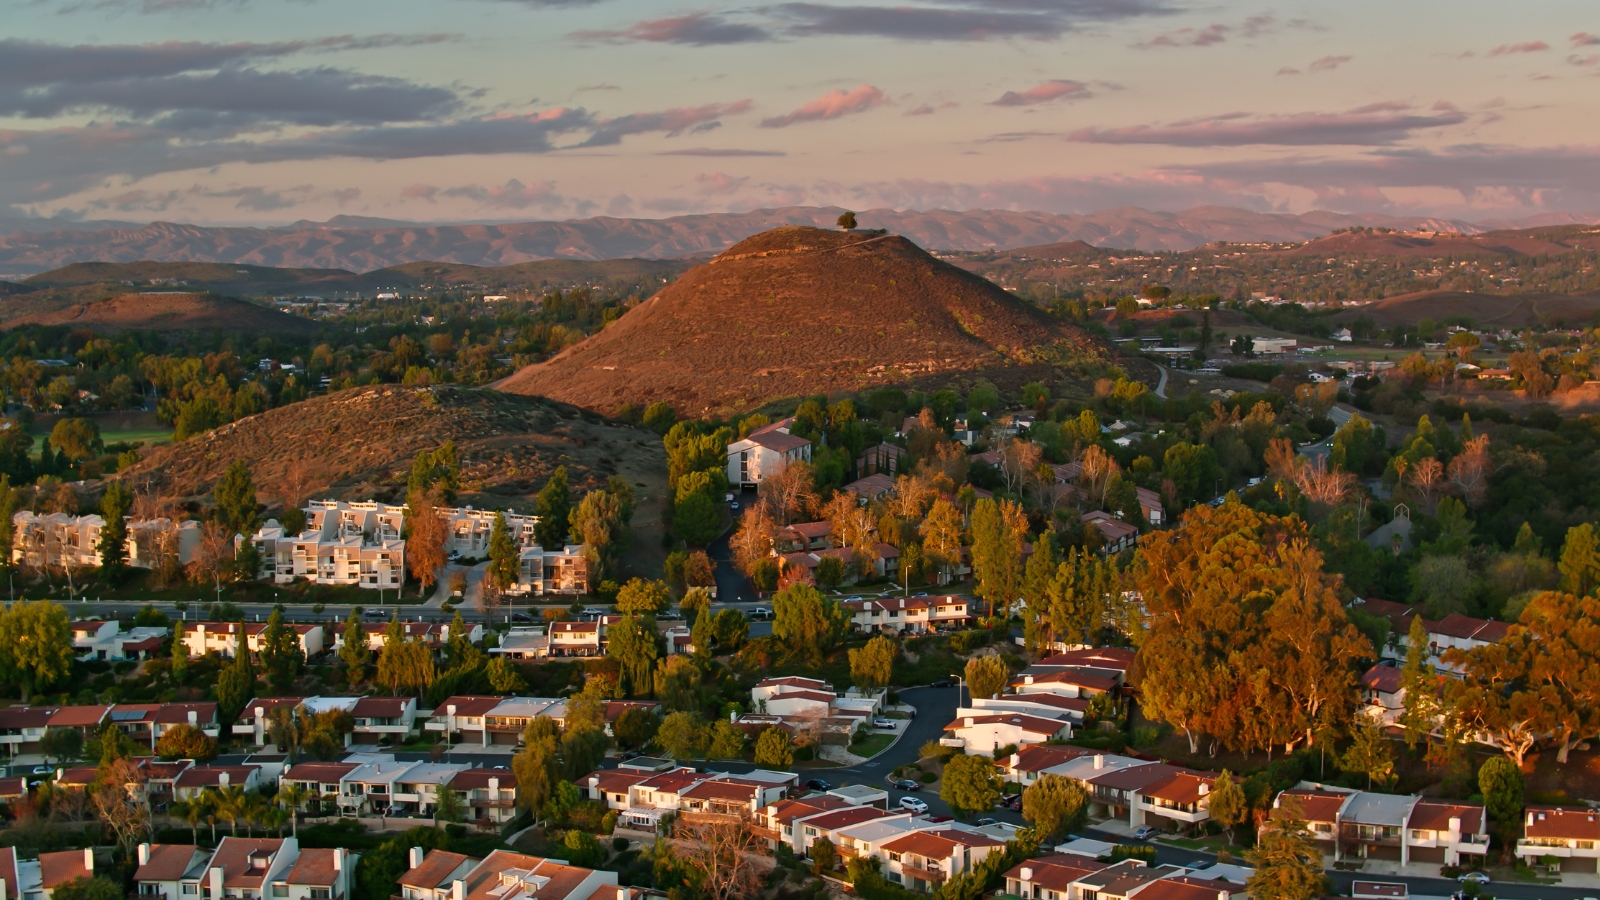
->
[1153,364,1170,400]
[709,491,758,604]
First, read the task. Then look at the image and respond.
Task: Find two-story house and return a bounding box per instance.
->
[424,697,508,747]
[878,828,1006,893]
[1517,806,1600,873]
[134,844,209,900]
[444,769,518,828]
[727,418,812,488]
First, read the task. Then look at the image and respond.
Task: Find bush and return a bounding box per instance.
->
[612,837,628,852]
[920,772,937,784]
[1130,726,1161,748]
[1222,362,1284,382]
[1111,845,1156,864]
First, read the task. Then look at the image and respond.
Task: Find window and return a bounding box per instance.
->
[888,853,901,863]
[311,890,331,899]
[1580,841,1595,850]
[183,887,198,896]
[272,886,288,898]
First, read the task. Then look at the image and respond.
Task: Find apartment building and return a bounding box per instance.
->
[173,766,263,801]
[182,622,326,660]
[878,827,1007,893]
[1271,787,1489,866]
[841,596,972,634]
[126,519,202,570]
[248,520,405,591]
[727,418,812,488]
[941,712,1073,755]
[436,507,537,558]
[332,621,484,657]
[583,765,795,832]
[747,676,882,736]
[279,762,359,805]
[1517,806,1600,873]
[513,544,589,596]
[445,769,519,827]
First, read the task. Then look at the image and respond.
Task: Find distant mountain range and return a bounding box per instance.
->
[2,206,1597,276]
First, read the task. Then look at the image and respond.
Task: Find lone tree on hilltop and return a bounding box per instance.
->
[837,211,856,230]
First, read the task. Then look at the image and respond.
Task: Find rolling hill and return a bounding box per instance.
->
[0,292,317,336]
[114,385,664,508]
[1332,290,1600,328]
[497,226,1097,415]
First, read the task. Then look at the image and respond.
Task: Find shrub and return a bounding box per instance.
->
[1110,845,1156,864]
[612,837,628,852]
[921,771,937,784]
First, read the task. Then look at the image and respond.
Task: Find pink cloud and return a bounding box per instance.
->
[1309,55,1352,71]
[694,172,749,195]
[1573,32,1600,47]
[1488,41,1550,56]
[400,183,438,201]
[1067,103,1468,147]
[330,187,361,205]
[1140,23,1229,48]
[760,85,886,128]
[992,80,1090,107]
[441,178,561,211]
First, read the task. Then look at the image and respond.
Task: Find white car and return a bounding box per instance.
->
[872,717,896,729]
[751,607,773,619]
[899,797,929,814]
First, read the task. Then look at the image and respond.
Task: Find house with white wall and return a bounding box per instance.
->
[727,418,812,488]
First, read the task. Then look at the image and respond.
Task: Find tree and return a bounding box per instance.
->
[216,643,255,726]
[1247,799,1324,900]
[754,726,793,767]
[156,723,217,761]
[616,578,672,614]
[39,726,82,764]
[772,583,851,661]
[0,600,74,701]
[731,503,776,576]
[214,460,258,536]
[654,655,703,712]
[1397,616,1438,749]
[814,555,846,589]
[170,622,189,684]
[1559,523,1600,596]
[1021,774,1088,842]
[98,481,131,571]
[1207,770,1249,845]
[534,467,572,550]
[706,720,746,759]
[487,512,518,592]
[964,655,1009,701]
[810,836,837,872]
[570,489,628,583]
[338,610,370,683]
[760,460,818,525]
[1478,756,1524,857]
[487,657,527,692]
[614,707,660,750]
[657,711,706,760]
[434,783,465,823]
[673,492,722,546]
[712,608,748,652]
[406,488,448,593]
[377,629,436,698]
[50,878,122,900]
[1339,722,1396,790]
[940,753,1000,818]
[837,211,857,230]
[672,819,769,900]
[684,550,715,588]
[259,608,305,694]
[919,498,964,582]
[849,635,897,692]
[607,615,660,697]
[513,730,559,818]
[969,498,1023,617]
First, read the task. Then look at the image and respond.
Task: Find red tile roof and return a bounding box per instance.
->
[397,851,473,890]
[1525,806,1600,841]
[1009,744,1093,773]
[1279,790,1350,824]
[756,676,829,690]
[796,805,889,831]
[1133,876,1242,900]
[945,714,1073,737]
[283,762,358,783]
[587,770,650,795]
[175,766,258,789]
[1361,665,1404,694]
[209,838,286,888]
[47,705,109,728]
[1014,669,1118,693]
[0,847,16,900]
[1005,856,1108,892]
[38,850,92,888]
[0,707,54,728]
[1409,800,1485,834]
[1139,771,1216,805]
[285,849,341,887]
[152,702,218,724]
[448,769,517,791]
[1431,613,1506,641]
[766,796,852,825]
[135,845,200,883]
[351,697,410,718]
[432,696,507,717]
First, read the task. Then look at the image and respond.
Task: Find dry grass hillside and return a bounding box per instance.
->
[498,226,1097,415]
[1,291,317,336]
[113,385,665,512]
[1331,290,1600,328]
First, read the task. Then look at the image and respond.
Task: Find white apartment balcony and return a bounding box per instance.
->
[1139,799,1209,823]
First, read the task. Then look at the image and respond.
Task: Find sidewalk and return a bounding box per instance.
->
[1339,858,1600,891]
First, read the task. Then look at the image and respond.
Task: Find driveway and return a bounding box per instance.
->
[708,491,757,604]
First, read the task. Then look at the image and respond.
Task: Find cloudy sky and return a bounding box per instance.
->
[5,0,1600,225]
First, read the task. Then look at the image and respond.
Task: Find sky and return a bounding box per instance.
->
[4,0,1600,226]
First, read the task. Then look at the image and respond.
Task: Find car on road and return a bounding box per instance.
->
[511,613,533,623]
[899,797,929,814]
[805,779,832,792]
[974,817,997,827]
[658,612,684,621]
[363,608,387,619]
[30,766,49,775]
[1131,826,1161,840]
[1000,793,1021,810]
[581,607,605,617]
[730,501,740,510]
[751,607,773,619]
[1457,873,1491,885]
[894,779,920,792]
[929,678,955,688]
[871,717,896,729]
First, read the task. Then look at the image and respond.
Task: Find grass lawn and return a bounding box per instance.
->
[850,733,896,759]
[1159,835,1232,852]
[884,711,911,719]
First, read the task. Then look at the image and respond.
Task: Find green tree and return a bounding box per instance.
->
[50,877,123,900]
[754,726,793,767]
[964,655,1009,701]
[706,720,746,759]
[810,836,837,873]
[1020,773,1088,842]
[1247,799,1324,900]
[837,211,857,230]
[1558,523,1600,596]
[657,711,706,760]
[607,615,660,697]
[712,608,748,651]
[407,442,460,505]
[214,460,258,536]
[672,492,722,546]
[570,489,628,583]
[433,784,465,823]
[562,829,604,868]
[98,481,132,571]
[772,583,851,662]
[616,578,672,614]
[170,622,189,684]
[155,723,217,761]
[1207,770,1249,845]
[1478,756,1524,836]
[259,608,305,694]
[216,639,255,726]
[533,466,572,550]
[49,418,102,462]
[338,610,371,683]
[0,600,74,701]
[487,512,518,591]
[940,753,1000,819]
[376,624,436,697]
[1397,616,1438,749]
[849,635,897,692]
[487,657,527,692]
[613,707,660,750]
[815,555,846,590]
[445,610,481,670]
[642,402,677,435]
[39,726,82,764]
[969,498,1023,618]
[1339,722,1396,790]
[653,655,703,712]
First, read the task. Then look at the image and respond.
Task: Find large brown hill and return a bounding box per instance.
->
[114,385,664,508]
[1332,290,1600,328]
[497,226,1096,415]
[0,291,316,336]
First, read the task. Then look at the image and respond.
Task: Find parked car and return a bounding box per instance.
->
[581,607,605,617]
[899,797,929,814]
[1131,826,1161,840]
[658,612,684,621]
[805,779,833,792]
[1457,873,1491,885]
[30,766,50,775]
[511,613,533,623]
[363,608,387,619]
[730,501,740,510]
[894,779,920,792]
[930,678,956,688]
[872,717,896,729]
[1000,793,1021,810]
[928,815,952,824]
[974,817,998,827]
[751,607,773,619]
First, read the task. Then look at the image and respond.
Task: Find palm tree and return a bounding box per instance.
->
[196,789,221,842]
[259,805,289,838]
[243,794,271,836]
[213,785,248,836]
[276,784,310,837]
[171,798,207,844]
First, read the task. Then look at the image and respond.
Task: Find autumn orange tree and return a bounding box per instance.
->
[1135,499,1371,756]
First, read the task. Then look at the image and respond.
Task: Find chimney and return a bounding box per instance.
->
[188,710,198,726]
[1448,816,1461,837]
[489,778,500,802]
[451,881,465,900]
[138,844,150,866]
[83,849,94,873]
[963,718,973,728]
[1199,784,1209,796]
[409,847,425,870]
[1527,811,1534,827]
[219,772,230,787]
[210,867,223,900]
[1020,867,1034,881]
[333,849,344,873]
[1093,755,1104,770]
